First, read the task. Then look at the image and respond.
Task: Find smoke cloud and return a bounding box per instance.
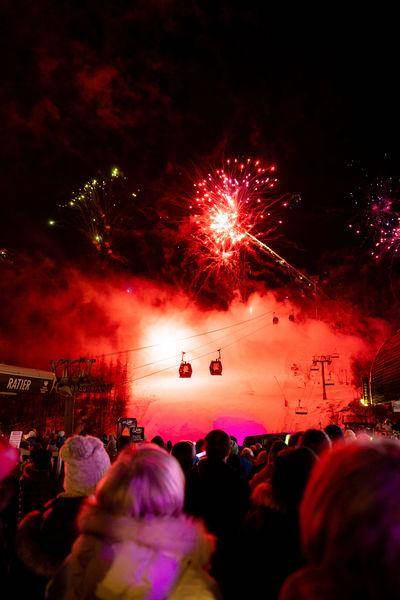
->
[0,257,388,442]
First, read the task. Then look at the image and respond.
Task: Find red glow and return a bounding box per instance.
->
[0,262,388,443]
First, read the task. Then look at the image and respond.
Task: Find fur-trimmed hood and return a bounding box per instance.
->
[47,502,219,600]
[78,501,215,565]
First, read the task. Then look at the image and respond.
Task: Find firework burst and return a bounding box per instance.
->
[187,158,311,287]
[349,175,400,260]
[62,167,139,260]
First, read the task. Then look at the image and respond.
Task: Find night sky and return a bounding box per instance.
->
[2,3,400,307]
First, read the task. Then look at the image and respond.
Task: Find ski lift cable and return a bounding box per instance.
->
[127,312,274,372]
[93,309,275,359]
[127,319,276,383]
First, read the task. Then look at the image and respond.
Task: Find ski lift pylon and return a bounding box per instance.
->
[179,352,192,378]
[209,349,223,376]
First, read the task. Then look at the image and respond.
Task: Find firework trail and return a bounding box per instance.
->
[187,158,314,287]
[349,175,400,260]
[60,166,139,260]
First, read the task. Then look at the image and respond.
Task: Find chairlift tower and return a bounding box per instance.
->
[310,354,339,400]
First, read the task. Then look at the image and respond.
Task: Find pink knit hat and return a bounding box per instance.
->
[60,435,110,497]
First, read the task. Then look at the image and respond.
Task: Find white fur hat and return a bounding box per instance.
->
[60,435,110,497]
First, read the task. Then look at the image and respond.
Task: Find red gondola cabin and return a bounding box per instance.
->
[179,352,192,378]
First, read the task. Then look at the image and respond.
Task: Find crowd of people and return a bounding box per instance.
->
[0,423,399,598]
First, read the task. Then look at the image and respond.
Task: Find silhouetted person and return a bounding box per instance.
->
[288,431,303,447]
[324,424,344,445]
[172,441,195,476]
[301,428,332,456]
[250,439,287,490]
[17,435,110,582]
[195,439,205,454]
[19,448,55,517]
[151,435,165,449]
[186,429,250,588]
[230,447,317,599]
[282,440,400,599]
[0,438,19,581]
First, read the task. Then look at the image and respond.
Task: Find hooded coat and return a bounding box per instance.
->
[47,502,219,600]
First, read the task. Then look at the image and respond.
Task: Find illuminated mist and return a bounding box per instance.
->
[0,262,387,443]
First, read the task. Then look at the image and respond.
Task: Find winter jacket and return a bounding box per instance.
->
[16,495,85,577]
[47,501,219,600]
[227,504,303,599]
[19,464,55,517]
[185,458,250,541]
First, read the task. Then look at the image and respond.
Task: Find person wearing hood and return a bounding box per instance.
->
[47,443,218,600]
[16,435,110,580]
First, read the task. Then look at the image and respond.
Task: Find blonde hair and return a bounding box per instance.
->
[95,443,185,518]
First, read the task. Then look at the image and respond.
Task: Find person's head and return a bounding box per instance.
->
[151,435,165,449]
[272,447,317,512]
[171,441,195,474]
[166,440,173,453]
[268,440,287,463]
[300,440,400,596]
[241,447,254,460]
[60,435,110,497]
[0,438,19,512]
[344,429,357,443]
[205,429,231,461]
[195,439,205,454]
[94,443,184,518]
[255,449,268,466]
[30,447,52,470]
[288,431,303,447]
[301,428,332,456]
[230,437,239,456]
[324,424,344,445]
[117,435,131,453]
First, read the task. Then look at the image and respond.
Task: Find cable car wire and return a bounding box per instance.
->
[127,311,273,372]
[127,318,276,383]
[93,309,274,359]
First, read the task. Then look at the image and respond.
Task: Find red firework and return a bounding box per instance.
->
[188,158,310,286]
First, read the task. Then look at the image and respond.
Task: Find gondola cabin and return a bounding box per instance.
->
[209,359,223,375]
[179,352,192,378]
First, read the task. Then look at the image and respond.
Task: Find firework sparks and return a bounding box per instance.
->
[62,167,139,259]
[348,175,400,260]
[188,158,312,286]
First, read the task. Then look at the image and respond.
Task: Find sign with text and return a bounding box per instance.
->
[0,372,54,395]
[131,427,145,442]
[9,431,23,448]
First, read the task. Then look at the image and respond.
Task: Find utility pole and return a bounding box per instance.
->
[311,354,339,400]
